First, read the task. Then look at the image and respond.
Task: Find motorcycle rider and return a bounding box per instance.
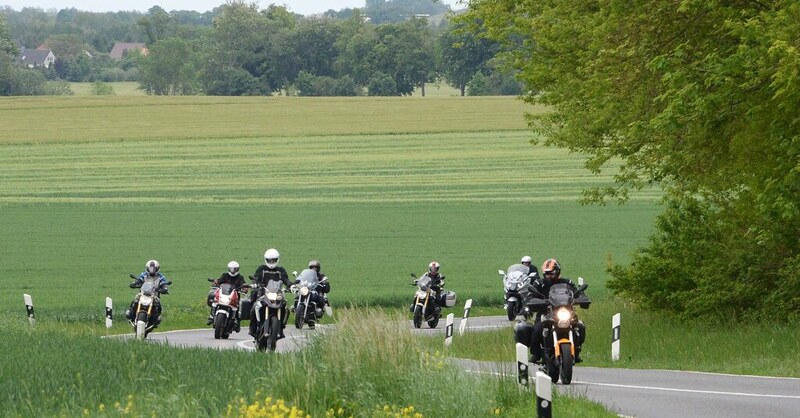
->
[424,261,446,313]
[206,261,246,326]
[525,258,586,364]
[304,259,331,328]
[248,248,298,338]
[126,259,170,324]
[520,255,540,280]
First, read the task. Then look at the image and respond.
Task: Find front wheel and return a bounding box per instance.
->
[427,308,440,328]
[506,302,517,321]
[295,303,306,329]
[213,312,226,339]
[135,311,148,340]
[412,305,423,329]
[266,316,280,351]
[559,342,574,384]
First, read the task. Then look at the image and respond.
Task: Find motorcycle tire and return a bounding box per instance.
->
[559,342,574,385]
[412,305,423,329]
[427,312,439,329]
[506,303,517,321]
[214,313,226,339]
[266,316,280,351]
[135,311,148,340]
[295,303,305,329]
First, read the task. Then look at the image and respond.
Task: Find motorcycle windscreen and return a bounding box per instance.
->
[548,284,574,306]
[296,269,319,290]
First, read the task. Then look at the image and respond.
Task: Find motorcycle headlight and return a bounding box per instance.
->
[300,287,309,296]
[139,295,153,307]
[415,290,427,299]
[556,308,571,322]
[267,292,278,301]
[219,294,231,304]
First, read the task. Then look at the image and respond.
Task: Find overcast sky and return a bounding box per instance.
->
[0,1,465,16]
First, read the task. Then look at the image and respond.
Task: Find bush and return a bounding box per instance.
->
[295,71,360,96]
[43,80,74,96]
[11,69,46,95]
[91,81,115,96]
[367,72,397,96]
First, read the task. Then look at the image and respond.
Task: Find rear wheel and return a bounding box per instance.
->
[213,312,226,339]
[412,305,423,329]
[135,311,148,340]
[559,342,574,384]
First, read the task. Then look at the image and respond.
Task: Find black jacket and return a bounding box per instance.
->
[212,272,246,287]
[251,265,293,288]
[314,271,331,294]
[530,276,577,298]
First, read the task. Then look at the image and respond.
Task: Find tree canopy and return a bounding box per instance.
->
[464,0,800,319]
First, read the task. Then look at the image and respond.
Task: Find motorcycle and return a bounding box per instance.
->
[208,278,249,340]
[290,269,328,329]
[127,273,171,340]
[498,263,534,321]
[409,273,456,329]
[251,279,288,352]
[528,282,591,385]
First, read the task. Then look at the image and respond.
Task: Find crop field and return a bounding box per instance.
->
[0,96,661,321]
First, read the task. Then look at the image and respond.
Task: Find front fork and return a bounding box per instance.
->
[552,329,575,359]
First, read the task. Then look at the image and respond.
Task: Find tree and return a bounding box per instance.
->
[466,1,800,319]
[0,13,16,95]
[138,37,198,95]
[438,17,498,96]
[138,6,173,45]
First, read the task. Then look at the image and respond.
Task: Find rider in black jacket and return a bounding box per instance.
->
[248,248,297,338]
[306,259,330,328]
[207,261,246,325]
[526,258,586,364]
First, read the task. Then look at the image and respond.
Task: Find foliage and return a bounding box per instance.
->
[90,80,114,95]
[294,71,360,96]
[138,37,199,95]
[465,0,800,318]
[43,80,73,95]
[437,17,498,96]
[365,0,450,24]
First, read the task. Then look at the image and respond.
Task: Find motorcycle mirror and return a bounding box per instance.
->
[165,281,173,285]
[207,278,215,282]
[292,271,298,277]
[577,283,588,293]
[410,272,417,279]
[129,274,137,280]
[498,270,505,276]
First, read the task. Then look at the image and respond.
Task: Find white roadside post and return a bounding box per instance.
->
[23,293,34,325]
[458,298,472,336]
[444,313,454,347]
[516,342,529,387]
[105,297,113,329]
[536,370,553,418]
[612,313,621,361]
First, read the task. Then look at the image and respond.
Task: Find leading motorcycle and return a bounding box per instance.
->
[409,273,456,329]
[208,278,249,340]
[290,269,327,329]
[127,274,171,340]
[528,282,590,385]
[498,263,534,321]
[251,280,288,352]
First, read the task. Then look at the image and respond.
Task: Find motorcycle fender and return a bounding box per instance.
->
[506,296,519,304]
[217,309,230,317]
[554,338,574,357]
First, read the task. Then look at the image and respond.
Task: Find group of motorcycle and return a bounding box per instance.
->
[125,268,331,352]
[500,261,591,385]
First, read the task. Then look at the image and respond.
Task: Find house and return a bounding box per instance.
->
[17,48,56,69]
[109,42,148,60]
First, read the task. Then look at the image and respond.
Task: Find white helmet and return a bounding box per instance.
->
[145,259,160,275]
[227,260,240,277]
[521,256,532,264]
[264,248,280,269]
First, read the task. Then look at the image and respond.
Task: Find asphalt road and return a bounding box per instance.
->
[113,316,800,417]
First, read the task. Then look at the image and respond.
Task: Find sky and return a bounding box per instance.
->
[0,1,465,16]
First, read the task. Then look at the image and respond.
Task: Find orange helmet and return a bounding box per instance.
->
[541,258,561,281]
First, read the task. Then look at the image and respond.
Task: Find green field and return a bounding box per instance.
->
[0,95,656,416]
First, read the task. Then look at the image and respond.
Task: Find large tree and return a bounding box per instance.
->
[465,0,800,319]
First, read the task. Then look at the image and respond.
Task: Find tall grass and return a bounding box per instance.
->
[0,309,615,417]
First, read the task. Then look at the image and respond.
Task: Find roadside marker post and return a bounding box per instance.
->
[23,293,34,325]
[458,298,472,336]
[516,342,529,387]
[536,370,552,418]
[105,297,113,329]
[612,313,621,361]
[444,313,454,347]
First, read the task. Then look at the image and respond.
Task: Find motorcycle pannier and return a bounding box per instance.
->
[239,299,253,321]
[441,291,457,308]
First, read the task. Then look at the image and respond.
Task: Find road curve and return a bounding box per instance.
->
[110,316,800,417]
